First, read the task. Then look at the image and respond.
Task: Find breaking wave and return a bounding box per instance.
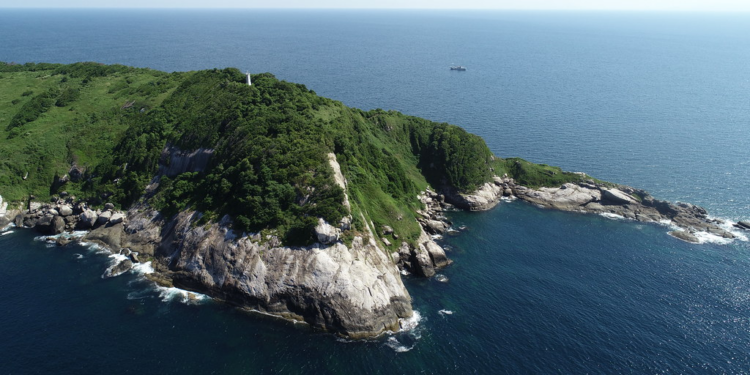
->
[384,310,423,353]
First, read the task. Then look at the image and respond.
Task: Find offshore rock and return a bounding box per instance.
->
[103,259,133,278]
[669,230,700,244]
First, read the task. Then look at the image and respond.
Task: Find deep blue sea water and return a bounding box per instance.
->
[1,9,750,374]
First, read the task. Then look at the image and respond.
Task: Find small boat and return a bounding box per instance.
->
[450,66,467,71]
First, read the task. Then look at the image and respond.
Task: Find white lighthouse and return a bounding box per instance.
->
[246,72,252,86]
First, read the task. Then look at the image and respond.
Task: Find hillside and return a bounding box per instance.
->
[1,62,579,246]
[1,62,597,337]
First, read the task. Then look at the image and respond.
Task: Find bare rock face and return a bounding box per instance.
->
[510,179,735,240]
[601,188,637,205]
[443,182,503,211]
[123,209,412,339]
[315,218,340,245]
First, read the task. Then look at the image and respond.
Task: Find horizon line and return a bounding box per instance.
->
[2,7,750,11]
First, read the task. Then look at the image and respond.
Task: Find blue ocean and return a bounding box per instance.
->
[1,9,749,373]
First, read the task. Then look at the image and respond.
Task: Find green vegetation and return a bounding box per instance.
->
[0,62,585,246]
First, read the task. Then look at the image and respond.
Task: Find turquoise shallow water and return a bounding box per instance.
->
[1,10,750,374]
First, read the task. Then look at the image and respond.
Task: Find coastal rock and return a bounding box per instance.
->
[424,240,451,268]
[411,244,435,278]
[519,183,600,210]
[601,188,636,205]
[33,215,56,234]
[79,209,98,229]
[56,236,73,247]
[443,182,503,211]
[109,212,124,225]
[96,210,112,225]
[84,223,124,251]
[425,220,447,234]
[58,204,73,216]
[669,230,700,244]
[151,210,412,338]
[104,203,115,211]
[103,259,133,278]
[736,221,750,230]
[52,215,65,234]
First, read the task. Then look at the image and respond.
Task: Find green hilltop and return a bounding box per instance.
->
[0,62,586,245]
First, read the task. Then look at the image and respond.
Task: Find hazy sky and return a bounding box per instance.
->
[1,0,749,11]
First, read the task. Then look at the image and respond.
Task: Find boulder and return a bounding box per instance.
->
[315,218,340,245]
[736,221,750,230]
[391,252,400,264]
[424,240,451,268]
[56,236,73,247]
[47,209,59,216]
[78,209,98,229]
[382,225,394,236]
[381,237,392,247]
[411,245,435,277]
[33,215,55,234]
[52,216,65,234]
[109,212,124,225]
[104,203,115,211]
[669,230,699,244]
[425,220,447,234]
[97,210,112,225]
[23,214,39,228]
[84,223,124,251]
[58,205,73,216]
[129,252,140,263]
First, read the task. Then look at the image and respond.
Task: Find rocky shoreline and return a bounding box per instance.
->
[1,173,747,338]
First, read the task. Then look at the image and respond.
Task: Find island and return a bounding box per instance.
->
[0,62,744,338]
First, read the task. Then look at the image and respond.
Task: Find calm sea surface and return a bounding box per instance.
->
[1,10,749,374]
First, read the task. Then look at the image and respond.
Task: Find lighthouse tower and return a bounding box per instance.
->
[246,72,252,86]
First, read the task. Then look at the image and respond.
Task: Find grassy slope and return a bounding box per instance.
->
[0,63,182,202]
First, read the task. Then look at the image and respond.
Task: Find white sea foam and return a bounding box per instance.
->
[1,222,15,232]
[385,336,415,353]
[73,253,84,259]
[156,286,210,304]
[599,212,626,220]
[691,231,735,245]
[384,311,423,353]
[1,230,14,236]
[431,234,443,240]
[398,310,421,332]
[500,196,516,202]
[438,309,454,316]
[132,261,154,275]
[399,269,411,276]
[434,274,449,283]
